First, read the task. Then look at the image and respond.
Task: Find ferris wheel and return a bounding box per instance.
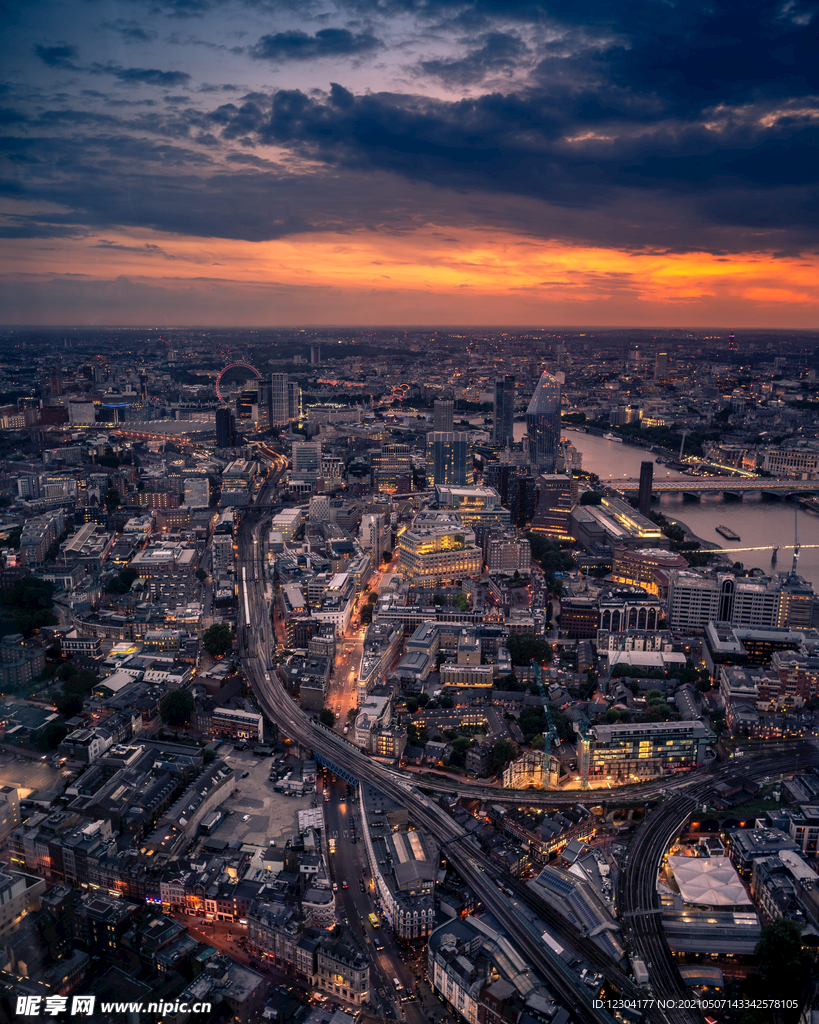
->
[216,360,262,402]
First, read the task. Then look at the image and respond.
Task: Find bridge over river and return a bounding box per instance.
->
[615,475,819,495]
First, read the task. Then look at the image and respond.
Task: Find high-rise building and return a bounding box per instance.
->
[360,513,388,565]
[292,441,322,477]
[526,372,561,474]
[638,461,653,517]
[49,367,62,397]
[215,407,236,448]
[426,432,469,487]
[492,375,515,447]
[508,474,538,527]
[288,380,301,421]
[257,379,272,431]
[310,345,321,365]
[433,393,454,432]
[270,373,290,426]
[654,352,668,380]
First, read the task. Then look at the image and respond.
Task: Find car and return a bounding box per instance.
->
[343,880,348,888]
[242,814,250,822]
[241,771,250,778]
[332,882,338,891]
[351,838,356,845]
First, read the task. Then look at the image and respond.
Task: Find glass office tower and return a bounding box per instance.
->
[526,372,561,474]
[492,375,515,447]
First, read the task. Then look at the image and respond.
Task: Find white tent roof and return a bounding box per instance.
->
[668,855,752,907]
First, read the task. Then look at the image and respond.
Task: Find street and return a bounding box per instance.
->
[322,775,454,1024]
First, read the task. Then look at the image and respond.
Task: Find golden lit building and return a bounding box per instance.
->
[611,547,688,596]
[397,511,482,588]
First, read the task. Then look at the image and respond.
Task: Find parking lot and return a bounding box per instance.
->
[211,747,317,847]
[0,751,62,802]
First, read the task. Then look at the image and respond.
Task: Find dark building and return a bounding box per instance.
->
[638,461,653,517]
[433,392,455,433]
[508,474,538,527]
[526,372,561,474]
[560,597,599,639]
[484,464,512,505]
[216,407,237,448]
[492,375,515,448]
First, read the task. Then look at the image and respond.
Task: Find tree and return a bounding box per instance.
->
[160,689,195,728]
[447,736,473,767]
[507,634,553,666]
[40,722,69,750]
[382,551,393,564]
[454,593,469,612]
[56,694,83,717]
[360,604,374,625]
[202,622,233,658]
[319,708,336,727]
[196,567,208,582]
[0,577,57,637]
[488,739,518,775]
[439,695,454,708]
[579,491,603,505]
[753,918,812,1002]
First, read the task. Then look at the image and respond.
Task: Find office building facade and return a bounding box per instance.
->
[426,432,470,487]
[492,375,515,447]
[526,372,561,474]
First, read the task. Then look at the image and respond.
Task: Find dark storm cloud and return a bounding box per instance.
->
[8,0,819,256]
[419,32,529,85]
[33,44,81,69]
[250,28,383,62]
[102,19,159,43]
[90,64,192,87]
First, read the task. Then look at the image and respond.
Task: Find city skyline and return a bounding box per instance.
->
[2,1,819,327]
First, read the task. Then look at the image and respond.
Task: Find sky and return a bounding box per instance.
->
[1,0,818,327]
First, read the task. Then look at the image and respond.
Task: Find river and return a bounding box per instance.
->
[512,422,819,588]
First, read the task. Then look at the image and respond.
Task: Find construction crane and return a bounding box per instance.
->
[530,658,557,787]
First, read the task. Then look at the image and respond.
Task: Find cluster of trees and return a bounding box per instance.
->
[488,738,518,774]
[160,689,195,727]
[319,708,336,727]
[519,705,573,743]
[107,566,137,594]
[526,534,574,576]
[360,592,378,625]
[0,577,57,637]
[202,623,234,658]
[506,633,553,666]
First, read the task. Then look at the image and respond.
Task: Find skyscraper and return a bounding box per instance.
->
[433,392,454,432]
[215,407,236,448]
[269,373,293,427]
[654,352,668,380]
[288,380,301,421]
[526,372,561,474]
[492,375,515,447]
[638,461,653,517]
[310,345,321,365]
[426,431,469,486]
